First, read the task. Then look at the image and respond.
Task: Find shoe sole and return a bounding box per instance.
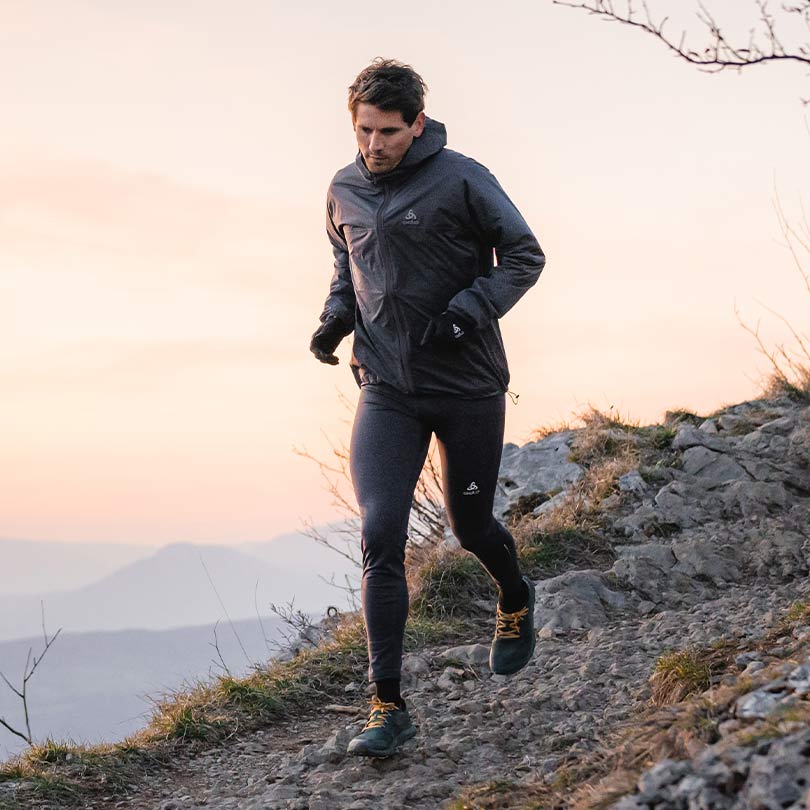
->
[346,724,417,758]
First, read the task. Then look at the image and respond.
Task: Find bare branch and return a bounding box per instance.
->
[554,0,810,73]
[0,718,31,744]
[0,605,62,746]
[208,620,233,677]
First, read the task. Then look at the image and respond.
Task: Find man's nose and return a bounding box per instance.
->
[368,132,383,153]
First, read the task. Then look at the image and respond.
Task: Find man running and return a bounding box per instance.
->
[309,58,546,758]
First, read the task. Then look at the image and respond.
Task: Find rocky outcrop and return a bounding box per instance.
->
[493,431,584,521]
[612,657,810,809]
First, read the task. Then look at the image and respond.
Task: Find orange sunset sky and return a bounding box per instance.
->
[3,1,810,546]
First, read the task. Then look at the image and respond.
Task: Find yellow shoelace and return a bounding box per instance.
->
[364,696,400,729]
[494,604,529,639]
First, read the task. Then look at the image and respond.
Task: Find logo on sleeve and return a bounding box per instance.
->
[403,209,420,225]
[462,481,480,496]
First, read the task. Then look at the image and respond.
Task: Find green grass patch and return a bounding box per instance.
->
[0,740,159,808]
[515,526,614,579]
[650,648,713,706]
[636,425,676,450]
[782,600,810,628]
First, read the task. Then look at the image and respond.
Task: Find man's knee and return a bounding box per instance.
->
[360,505,408,569]
[448,513,498,552]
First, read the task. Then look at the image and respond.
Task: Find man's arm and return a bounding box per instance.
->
[445,164,545,329]
[310,200,355,365]
[318,201,356,329]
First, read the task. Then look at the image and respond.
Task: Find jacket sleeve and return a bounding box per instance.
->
[318,196,356,329]
[446,163,545,329]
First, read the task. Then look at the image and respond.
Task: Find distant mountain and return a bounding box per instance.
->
[0,616,292,761]
[0,537,155,595]
[0,540,358,642]
[239,524,361,592]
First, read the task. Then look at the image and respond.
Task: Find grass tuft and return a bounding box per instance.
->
[650,648,713,706]
[761,366,810,403]
[663,408,703,427]
[513,525,614,579]
[780,599,810,630]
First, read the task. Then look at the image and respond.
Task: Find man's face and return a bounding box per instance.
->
[353,103,425,174]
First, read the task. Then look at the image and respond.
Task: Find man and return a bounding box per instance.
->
[310,58,546,758]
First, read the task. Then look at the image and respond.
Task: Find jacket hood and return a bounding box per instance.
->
[355,117,447,182]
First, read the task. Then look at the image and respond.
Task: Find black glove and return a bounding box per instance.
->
[310,314,352,365]
[419,310,474,349]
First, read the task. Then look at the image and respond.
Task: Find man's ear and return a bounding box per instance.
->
[412,110,426,137]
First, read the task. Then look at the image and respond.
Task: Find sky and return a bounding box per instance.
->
[3,0,810,546]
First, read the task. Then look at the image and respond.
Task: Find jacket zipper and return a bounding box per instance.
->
[376,183,414,393]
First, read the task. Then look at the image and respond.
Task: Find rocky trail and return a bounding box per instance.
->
[5,393,810,809]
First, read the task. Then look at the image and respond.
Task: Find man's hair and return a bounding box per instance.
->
[348,58,428,125]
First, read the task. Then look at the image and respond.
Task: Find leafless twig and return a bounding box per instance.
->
[208,619,233,678]
[0,603,62,746]
[735,187,810,395]
[267,597,317,653]
[554,0,810,78]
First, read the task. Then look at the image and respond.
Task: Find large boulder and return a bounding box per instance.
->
[533,570,628,636]
[494,431,584,521]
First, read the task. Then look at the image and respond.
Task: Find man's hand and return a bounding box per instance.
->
[419,310,475,349]
[310,315,352,365]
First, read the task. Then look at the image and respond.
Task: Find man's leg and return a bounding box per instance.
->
[431,393,526,610]
[346,385,430,757]
[431,392,536,675]
[349,385,431,698]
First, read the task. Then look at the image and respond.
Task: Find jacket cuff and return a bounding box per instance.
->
[320,309,354,335]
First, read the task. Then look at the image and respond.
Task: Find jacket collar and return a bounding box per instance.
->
[354,116,447,183]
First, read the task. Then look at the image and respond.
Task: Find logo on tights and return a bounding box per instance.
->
[462,481,480,496]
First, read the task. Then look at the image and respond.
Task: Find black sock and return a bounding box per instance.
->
[374,678,405,710]
[499,577,529,613]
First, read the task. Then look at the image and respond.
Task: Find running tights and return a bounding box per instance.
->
[350,382,524,683]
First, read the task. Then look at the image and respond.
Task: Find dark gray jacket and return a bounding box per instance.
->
[320,117,545,396]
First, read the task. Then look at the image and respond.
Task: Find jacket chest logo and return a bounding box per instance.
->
[403,208,420,226]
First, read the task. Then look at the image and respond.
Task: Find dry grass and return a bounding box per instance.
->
[777,599,810,632]
[0,607,462,807]
[407,544,499,623]
[649,650,711,707]
[0,737,171,807]
[531,418,574,441]
[566,405,642,466]
[761,367,810,402]
[531,451,640,535]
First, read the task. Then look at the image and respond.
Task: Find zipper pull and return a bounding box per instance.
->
[507,389,520,405]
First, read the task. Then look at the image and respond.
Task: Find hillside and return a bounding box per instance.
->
[2,391,810,809]
[0,539,358,642]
